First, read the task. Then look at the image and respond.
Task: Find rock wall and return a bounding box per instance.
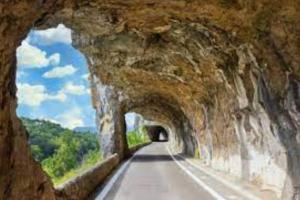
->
[0,0,300,199]
[55,154,119,200]
[91,75,128,158]
[0,1,61,199]
[198,50,300,199]
[67,3,299,197]
[132,114,144,131]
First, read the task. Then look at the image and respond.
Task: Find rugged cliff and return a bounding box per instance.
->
[0,0,300,199]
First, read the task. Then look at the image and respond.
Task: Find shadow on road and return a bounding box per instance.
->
[132,154,183,163]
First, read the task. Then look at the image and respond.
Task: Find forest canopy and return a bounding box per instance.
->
[21,117,101,185]
[21,117,149,185]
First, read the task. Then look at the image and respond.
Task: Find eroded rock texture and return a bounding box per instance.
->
[145,125,168,142]
[1,0,300,199]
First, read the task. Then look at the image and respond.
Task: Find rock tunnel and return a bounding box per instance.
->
[145,125,169,142]
[1,1,300,199]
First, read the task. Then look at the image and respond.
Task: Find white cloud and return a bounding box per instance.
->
[55,107,84,129]
[61,82,87,95]
[17,41,49,68]
[17,41,61,68]
[42,65,77,78]
[16,71,28,81]
[86,88,91,95]
[81,73,90,81]
[47,91,67,102]
[48,53,60,66]
[17,83,46,106]
[125,113,136,128]
[17,83,67,107]
[30,24,72,45]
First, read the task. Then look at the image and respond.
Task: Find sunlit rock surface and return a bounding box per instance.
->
[0,0,300,199]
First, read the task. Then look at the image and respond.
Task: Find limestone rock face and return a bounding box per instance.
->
[132,114,144,131]
[0,2,59,200]
[1,0,300,199]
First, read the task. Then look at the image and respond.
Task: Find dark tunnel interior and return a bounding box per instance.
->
[145,126,169,142]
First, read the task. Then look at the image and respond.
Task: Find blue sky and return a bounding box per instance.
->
[16,24,138,131]
[16,24,96,129]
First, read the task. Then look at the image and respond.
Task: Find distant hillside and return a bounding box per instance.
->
[73,126,97,134]
[20,117,99,160]
[21,117,67,161]
[21,117,66,138]
[20,117,101,183]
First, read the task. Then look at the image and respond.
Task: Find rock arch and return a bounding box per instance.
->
[1,1,300,199]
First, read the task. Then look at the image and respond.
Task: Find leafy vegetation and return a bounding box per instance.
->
[21,117,102,185]
[126,126,150,148]
[22,117,150,185]
[50,149,102,185]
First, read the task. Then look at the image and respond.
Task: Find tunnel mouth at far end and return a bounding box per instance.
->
[145,125,169,142]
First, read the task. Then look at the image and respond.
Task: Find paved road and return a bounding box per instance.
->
[95,142,261,200]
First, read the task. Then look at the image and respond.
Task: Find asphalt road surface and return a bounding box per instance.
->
[95,142,261,200]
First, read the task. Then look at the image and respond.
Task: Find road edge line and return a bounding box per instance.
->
[177,154,261,200]
[166,147,227,200]
[95,149,140,200]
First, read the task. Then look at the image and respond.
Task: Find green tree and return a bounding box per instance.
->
[127,126,150,148]
[20,117,101,183]
[42,130,80,177]
[30,145,43,161]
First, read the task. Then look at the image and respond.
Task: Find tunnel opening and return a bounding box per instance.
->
[123,94,198,157]
[124,112,150,148]
[145,125,169,142]
[15,24,102,186]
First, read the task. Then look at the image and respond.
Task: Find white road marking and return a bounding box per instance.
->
[98,144,259,200]
[95,150,140,200]
[178,155,261,200]
[166,147,227,200]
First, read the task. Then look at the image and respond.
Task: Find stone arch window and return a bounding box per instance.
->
[122,94,198,157]
[15,24,101,185]
[124,112,150,148]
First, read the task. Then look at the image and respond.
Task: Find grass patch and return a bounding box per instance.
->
[53,149,102,186]
[127,126,150,148]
